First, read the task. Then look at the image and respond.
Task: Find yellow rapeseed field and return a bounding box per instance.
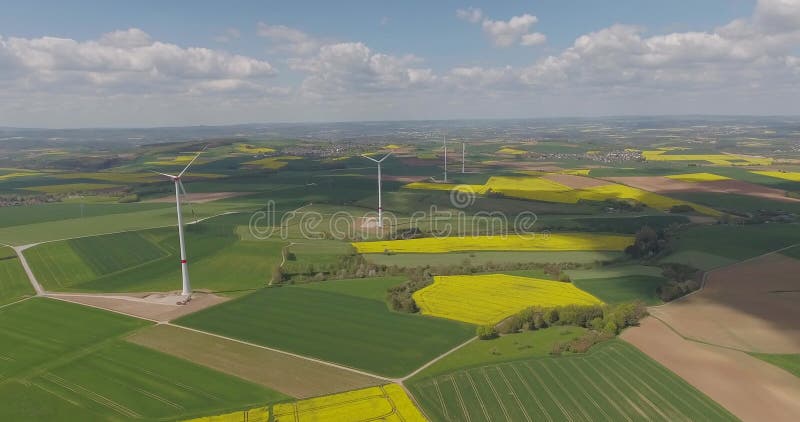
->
[184,407,269,422]
[352,233,632,253]
[750,171,800,182]
[273,385,426,422]
[244,156,302,170]
[642,150,772,166]
[496,147,527,155]
[146,154,202,166]
[404,182,488,194]
[402,175,721,216]
[0,171,41,181]
[414,274,603,325]
[665,173,731,182]
[235,143,276,154]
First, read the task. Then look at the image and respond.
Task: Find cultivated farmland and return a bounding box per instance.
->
[352,232,633,254]
[272,384,426,422]
[175,286,474,377]
[0,245,34,305]
[24,215,285,293]
[409,340,736,422]
[413,274,603,325]
[0,299,288,421]
[127,324,384,398]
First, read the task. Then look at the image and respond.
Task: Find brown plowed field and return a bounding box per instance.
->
[126,324,384,398]
[605,176,799,203]
[649,252,800,353]
[622,317,800,422]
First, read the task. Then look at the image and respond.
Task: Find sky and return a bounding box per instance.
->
[1,0,799,128]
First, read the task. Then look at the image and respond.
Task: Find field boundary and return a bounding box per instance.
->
[169,323,394,382]
[650,240,800,310]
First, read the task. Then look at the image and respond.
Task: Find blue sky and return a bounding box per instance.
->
[1,0,798,127]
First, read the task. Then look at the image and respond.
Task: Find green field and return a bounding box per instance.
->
[0,201,245,246]
[295,276,406,301]
[411,327,587,380]
[365,251,624,267]
[0,202,171,228]
[409,340,736,422]
[750,353,800,378]
[0,246,34,305]
[176,285,475,377]
[574,275,665,305]
[24,214,284,293]
[0,299,286,421]
[671,192,800,214]
[668,223,800,261]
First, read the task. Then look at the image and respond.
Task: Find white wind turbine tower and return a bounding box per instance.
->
[461,142,466,174]
[152,148,205,300]
[362,152,392,228]
[442,132,448,183]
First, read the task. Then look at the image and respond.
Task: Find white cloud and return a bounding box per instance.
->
[0,28,277,99]
[456,7,483,24]
[257,22,320,55]
[481,14,544,47]
[290,42,434,96]
[458,9,546,48]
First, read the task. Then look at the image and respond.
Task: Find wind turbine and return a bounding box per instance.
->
[461,142,466,174]
[442,132,448,183]
[361,152,392,228]
[152,148,204,300]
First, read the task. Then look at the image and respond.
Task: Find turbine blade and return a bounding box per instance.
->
[178,180,188,197]
[178,145,207,177]
[361,154,380,163]
[150,170,177,179]
[377,152,392,163]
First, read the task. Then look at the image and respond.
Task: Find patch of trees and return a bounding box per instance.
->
[624,226,670,259]
[491,302,648,353]
[502,302,647,335]
[669,204,695,213]
[657,263,702,302]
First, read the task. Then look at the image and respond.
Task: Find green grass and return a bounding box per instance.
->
[781,245,800,260]
[295,276,406,302]
[365,251,624,267]
[749,353,800,378]
[0,299,287,421]
[0,246,35,305]
[659,250,737,271]
[408,340,736,422]
[671,192,800,214]
[25,215,285,293]
[0,202,171,228]
[574,275,665,305]
[411,327,587,380]
[0,201,245,246]
[0,298,148,379]
[669,223,800,261]
[15,341,288,421]
[175,286,475,377]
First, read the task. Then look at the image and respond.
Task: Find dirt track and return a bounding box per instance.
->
[649,252,800,353]
[49,291,227,322]
[605,176,799,203]
[622,317,800,422]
